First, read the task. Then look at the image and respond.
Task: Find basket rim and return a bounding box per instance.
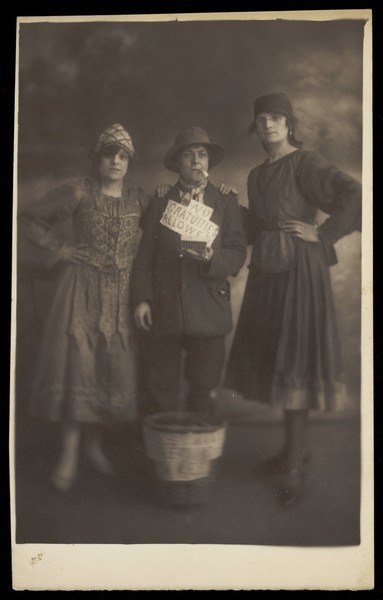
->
[143,411,227,433]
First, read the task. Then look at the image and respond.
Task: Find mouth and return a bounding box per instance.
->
[192,167,208,175]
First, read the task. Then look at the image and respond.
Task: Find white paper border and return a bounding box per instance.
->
[10,9,374,591]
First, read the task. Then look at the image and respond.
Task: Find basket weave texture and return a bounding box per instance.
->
[143,412,226,507]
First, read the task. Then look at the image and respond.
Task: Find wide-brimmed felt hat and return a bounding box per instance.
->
[93,123,135,158]
[163,126,225,172]
[248,93,296,134]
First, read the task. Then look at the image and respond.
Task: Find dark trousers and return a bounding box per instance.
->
[137,333,226,415]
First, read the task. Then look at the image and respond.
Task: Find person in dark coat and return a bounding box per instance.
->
[225,93,362,506]
[132,126,247,415]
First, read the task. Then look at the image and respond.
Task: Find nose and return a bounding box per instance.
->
[265,118,273,129]
[111,154,120,164]
[191,154,200,165]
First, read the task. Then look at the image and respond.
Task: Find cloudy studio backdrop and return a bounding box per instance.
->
[17,17,363,405]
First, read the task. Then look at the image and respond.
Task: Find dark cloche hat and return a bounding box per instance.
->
[249,93,295,133]
[163,126,225,172]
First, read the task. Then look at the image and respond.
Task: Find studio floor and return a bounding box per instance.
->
[14,410,360,547]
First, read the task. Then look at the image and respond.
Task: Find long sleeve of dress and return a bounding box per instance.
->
[19,180,85,268]
[296,151,362,245]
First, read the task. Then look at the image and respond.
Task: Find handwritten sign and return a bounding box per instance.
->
[160,199,219,247]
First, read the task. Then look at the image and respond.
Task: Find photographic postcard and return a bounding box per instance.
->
[10,9,373,591]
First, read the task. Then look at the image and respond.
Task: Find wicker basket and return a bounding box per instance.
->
[143,411,227,507]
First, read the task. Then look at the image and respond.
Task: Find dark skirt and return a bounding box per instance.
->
[225,240,345,410]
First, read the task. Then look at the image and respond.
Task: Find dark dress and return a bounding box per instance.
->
[225,149,361,411]
[21,178,149,422]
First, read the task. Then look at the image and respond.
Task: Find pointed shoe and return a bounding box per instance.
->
[277,467,305,507]
[253,448,310,478]
[51,469,76,492]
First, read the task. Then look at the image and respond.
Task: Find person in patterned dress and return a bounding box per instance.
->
[20,124,150,491]
[225,93,362,506]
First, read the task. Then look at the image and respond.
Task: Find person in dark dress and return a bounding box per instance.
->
[225,93,362,506]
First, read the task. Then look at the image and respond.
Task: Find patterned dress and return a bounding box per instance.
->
[21,178,149,422]
[225,149,362,411]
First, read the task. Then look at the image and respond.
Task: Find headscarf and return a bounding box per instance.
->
[93,123,135,158]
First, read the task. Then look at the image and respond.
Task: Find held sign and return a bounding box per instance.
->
[160,199,219,247]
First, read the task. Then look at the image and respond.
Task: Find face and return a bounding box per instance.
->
[255,113,289,144]
[177,145,209,185]
[98,146,129,182]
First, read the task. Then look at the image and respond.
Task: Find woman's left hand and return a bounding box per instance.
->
[219,183,239,196]
[280,220,319,243]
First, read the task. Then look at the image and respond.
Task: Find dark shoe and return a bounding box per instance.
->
[252,450,287,477]
[277,467,305,507]
[253,448,310,478]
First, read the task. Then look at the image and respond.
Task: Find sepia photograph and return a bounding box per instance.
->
[10,9,373,590]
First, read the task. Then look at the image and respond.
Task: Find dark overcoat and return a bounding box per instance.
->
[131,181,247,337]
